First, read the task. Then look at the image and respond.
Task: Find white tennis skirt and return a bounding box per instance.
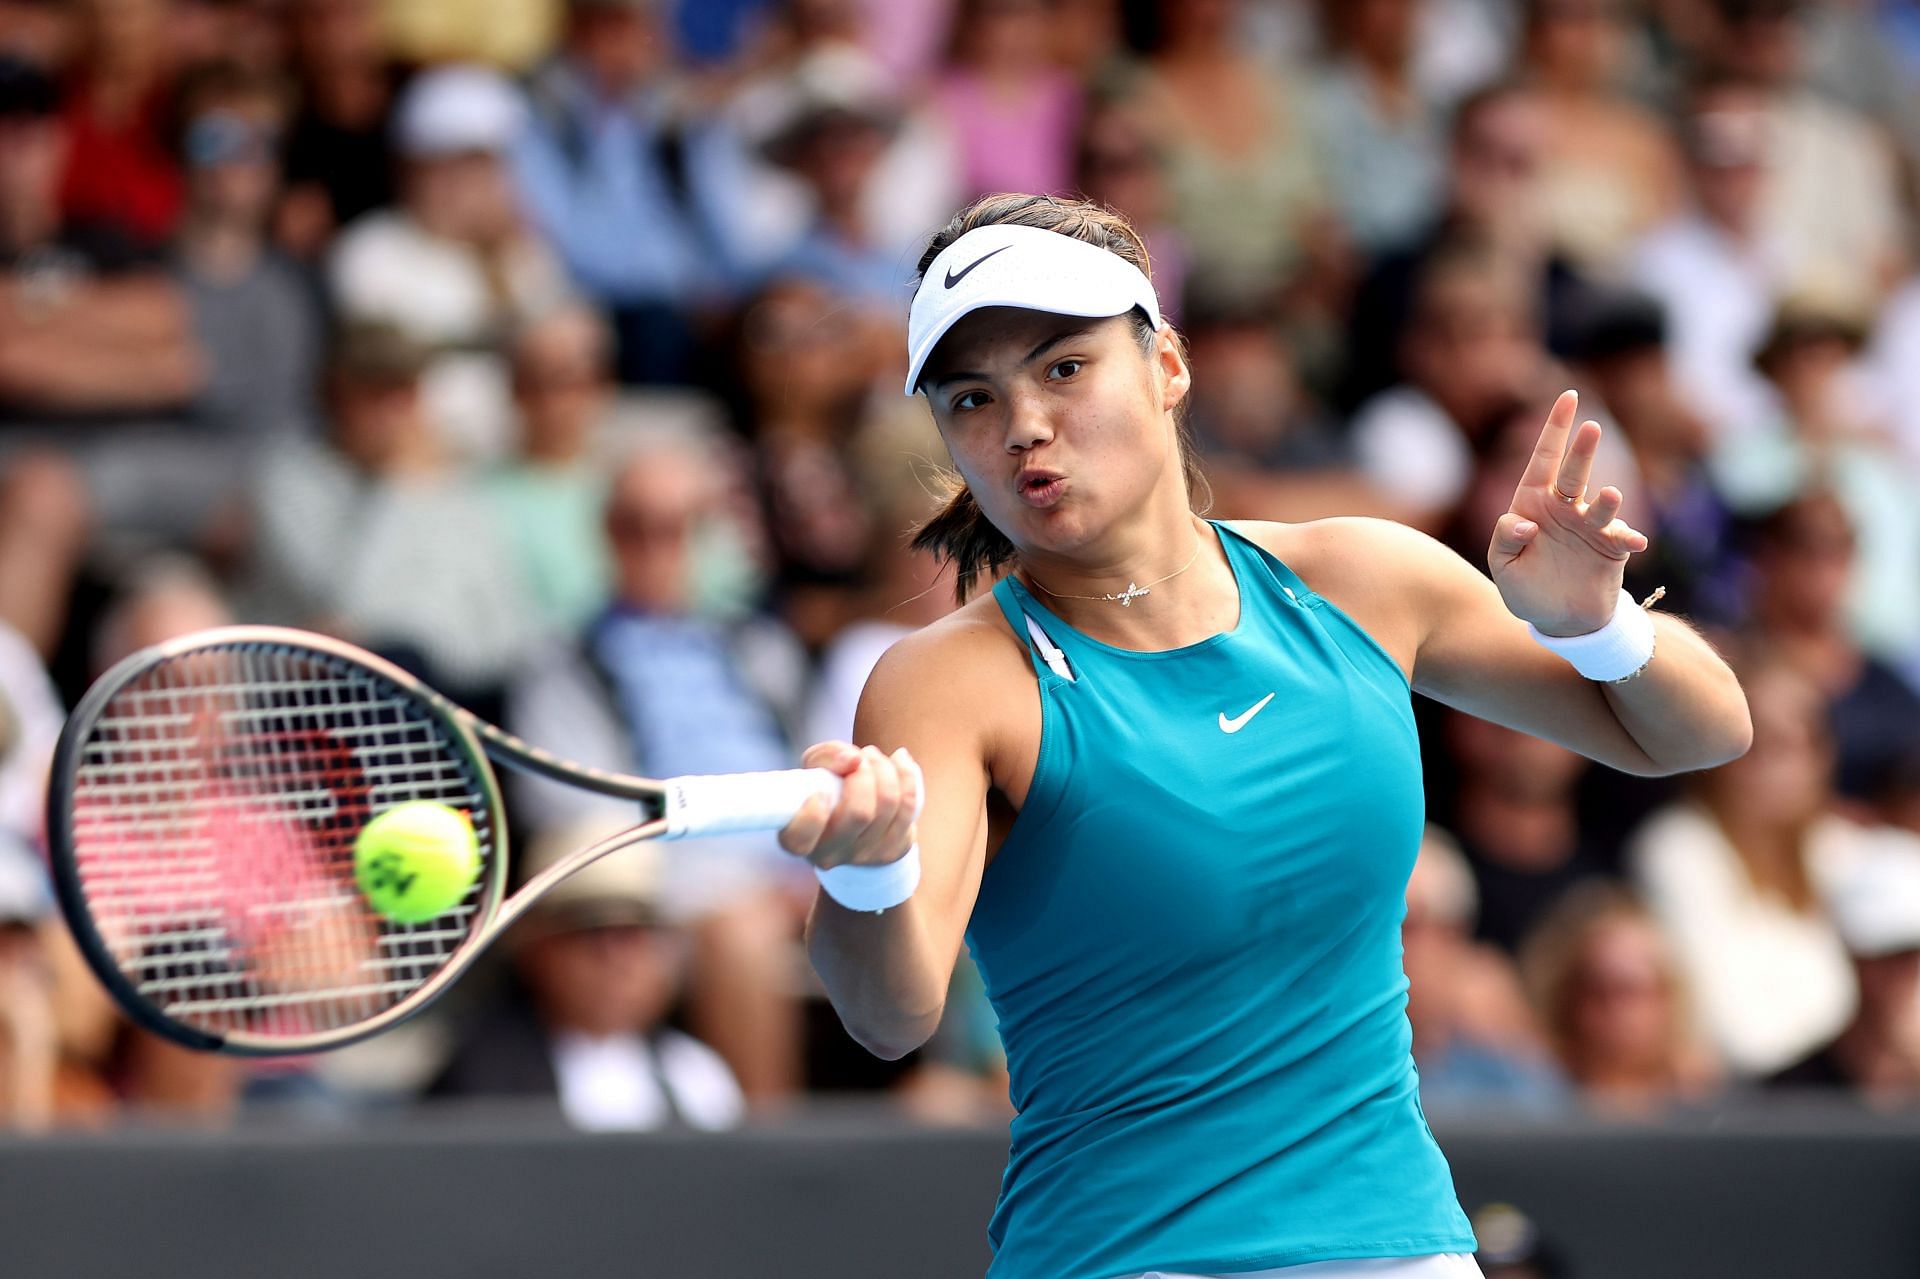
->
[1131,1253,1484,1279]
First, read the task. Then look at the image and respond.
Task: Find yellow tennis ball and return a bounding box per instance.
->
[353,802,480,924]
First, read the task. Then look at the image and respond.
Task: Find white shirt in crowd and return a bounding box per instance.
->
[1626,211,1786,442]
[551,1027,745,1133]
[0,622,62,850]
[1349,386,1477,517]
[802,620,913,749]
[1626,803,1907,1077]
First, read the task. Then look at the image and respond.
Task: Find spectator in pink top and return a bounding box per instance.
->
[933,0,1082,200]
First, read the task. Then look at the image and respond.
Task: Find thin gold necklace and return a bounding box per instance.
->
[1023,532,1204,607]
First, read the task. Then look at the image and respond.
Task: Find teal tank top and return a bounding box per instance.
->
[971,522,1476,1278]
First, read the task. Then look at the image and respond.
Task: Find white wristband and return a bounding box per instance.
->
[1525,588,1656,682]
[815,845,922,913]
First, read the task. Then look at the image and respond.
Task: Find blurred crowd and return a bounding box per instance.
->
[1,0,1919,1186]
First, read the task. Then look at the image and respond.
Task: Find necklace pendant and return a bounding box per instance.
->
[1107,581,1149,606]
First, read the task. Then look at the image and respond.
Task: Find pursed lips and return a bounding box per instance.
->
[1016,468,1068,508]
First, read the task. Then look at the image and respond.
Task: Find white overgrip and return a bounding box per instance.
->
[661,768,845,840]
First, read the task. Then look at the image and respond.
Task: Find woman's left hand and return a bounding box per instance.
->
[1487,389,1649,636]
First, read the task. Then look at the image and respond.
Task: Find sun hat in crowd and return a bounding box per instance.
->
[394,65,527,158]
[514,820,668,942]
[750,46,903,169]
[328,320,433,383]
[1751,291,1871,373]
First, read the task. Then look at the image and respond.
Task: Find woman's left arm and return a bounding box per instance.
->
[1296,391,1752,776]
[1433,389,1751,775]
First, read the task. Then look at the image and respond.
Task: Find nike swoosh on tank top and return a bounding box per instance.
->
[970,522,1477,1278]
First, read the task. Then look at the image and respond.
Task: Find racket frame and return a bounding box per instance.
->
[48,626,674,1057]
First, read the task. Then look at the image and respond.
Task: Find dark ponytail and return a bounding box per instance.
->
[908,194,1204,601]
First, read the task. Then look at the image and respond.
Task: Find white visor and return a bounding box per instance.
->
[904,223,1162,396]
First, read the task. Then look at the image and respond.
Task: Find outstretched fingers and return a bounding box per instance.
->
[1552,420,1602,502]
[1517,389,1580,492]
[1579,486,1649,558]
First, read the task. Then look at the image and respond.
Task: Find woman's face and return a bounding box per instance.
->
[968,0,1050,70]
[921,307,1188,558]
[1077,107,1166,225]
[184,106,283,225]
[518,924,684,1039]
[1569,918,1675,1073]
[79,0,166,77]
[1752,499,1855,633]
[512,313,612,456]
[330,373,427,471]
[739,279,874,416]
[405,152,518,244]
[1525,0,1626,91]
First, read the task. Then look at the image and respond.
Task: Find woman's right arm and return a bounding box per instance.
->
[788,623,1003,1061]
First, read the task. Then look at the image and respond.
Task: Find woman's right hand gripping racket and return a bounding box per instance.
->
[47,626,851,1056]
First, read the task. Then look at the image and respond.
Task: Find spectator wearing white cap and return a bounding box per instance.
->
[328,64,572,461]
[426,824,745,1132]
[1769,836,1920,1102]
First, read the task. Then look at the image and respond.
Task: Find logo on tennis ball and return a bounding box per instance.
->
[353,802,480,924]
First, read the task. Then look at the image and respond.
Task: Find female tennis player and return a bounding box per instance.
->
[780,194,1752,1279]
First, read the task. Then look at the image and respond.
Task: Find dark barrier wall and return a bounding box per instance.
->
[1,1109,1916,1278]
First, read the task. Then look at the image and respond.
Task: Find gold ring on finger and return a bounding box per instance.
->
[1554,486,1583,503]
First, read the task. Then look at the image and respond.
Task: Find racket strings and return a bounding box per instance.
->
[69,643,496,1043]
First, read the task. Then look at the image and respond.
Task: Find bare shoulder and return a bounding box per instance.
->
[857,590,1036,744]
[867,592,1032,688]
[1221,517,1480,678]
[1226,516,1452,577]
[1228,516,1481,606]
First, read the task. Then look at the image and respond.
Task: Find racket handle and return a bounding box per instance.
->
[661,768,845,839]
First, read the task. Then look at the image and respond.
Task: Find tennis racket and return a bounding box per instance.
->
[47,626,843,1057]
